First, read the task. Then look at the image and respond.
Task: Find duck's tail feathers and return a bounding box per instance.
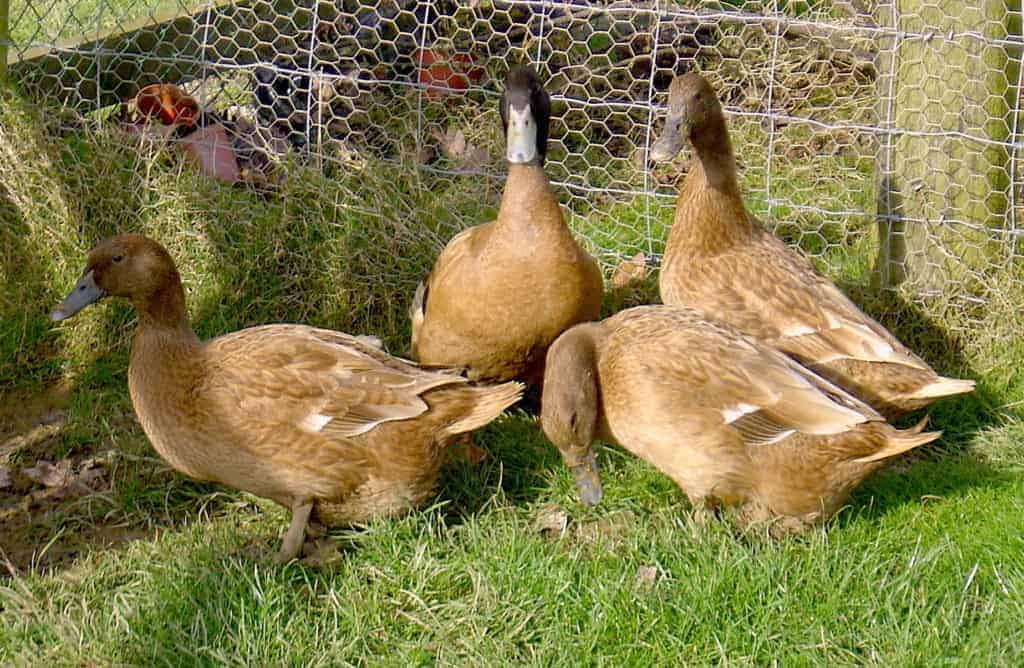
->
[444,381,525,436]
[909,375,975,401]
[854,416,942,463]
[408,278,428,357]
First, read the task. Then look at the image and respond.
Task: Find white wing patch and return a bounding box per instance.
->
[721,402,760,424]
[355,335,384,350]
[298,412,333,433]
[759,428,797,445]
[781,322,818,337]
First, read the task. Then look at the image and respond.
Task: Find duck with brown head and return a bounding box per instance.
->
[52,235,524,563]
[649,72,974,418]
[541,305,943,531]
[409,65,603,391]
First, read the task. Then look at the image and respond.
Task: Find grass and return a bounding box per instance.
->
[7,0,198,46]
[1,81,1023,666]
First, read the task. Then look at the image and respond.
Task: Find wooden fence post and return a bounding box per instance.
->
[0,0,9,84]
[873,0,1020,292]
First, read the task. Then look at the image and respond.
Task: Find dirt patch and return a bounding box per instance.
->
[0,382,72,452]
[0,384,152,575]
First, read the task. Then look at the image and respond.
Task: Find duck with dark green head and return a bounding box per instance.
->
[410,65,603,394]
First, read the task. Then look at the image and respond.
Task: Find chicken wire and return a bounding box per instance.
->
[3,0,1023,335]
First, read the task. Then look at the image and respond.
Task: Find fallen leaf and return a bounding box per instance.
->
[460,145,489,170]
[635,565,658,589]
[611,252,648,289]
[22,460,72,488]
[575,509,637,542]
[431,127,488,170]
[21,459,106,501]
[533,503,568,537]
[76,466,106,488]
[0,465,11,489]
[434,127,466,159]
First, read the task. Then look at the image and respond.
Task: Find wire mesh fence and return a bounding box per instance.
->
[3,0,1022,343]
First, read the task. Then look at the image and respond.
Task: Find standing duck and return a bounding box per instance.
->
[51,235,523,562]
[409,65,604,388]
[649,73,973,418]
[541,305,942,531]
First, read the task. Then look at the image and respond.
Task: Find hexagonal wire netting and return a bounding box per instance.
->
[3,0,1023,342]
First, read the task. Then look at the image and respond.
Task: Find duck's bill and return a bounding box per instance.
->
[649,117,689,162]
[505,105,539,164]
[51,270,105,322]
[570,452,604,507]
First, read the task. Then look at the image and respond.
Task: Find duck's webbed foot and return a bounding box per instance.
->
[276,499,314,564]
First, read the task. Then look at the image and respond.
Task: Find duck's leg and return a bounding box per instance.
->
[276,499,313,564]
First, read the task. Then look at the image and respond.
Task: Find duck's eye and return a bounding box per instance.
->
[112,255,123,263]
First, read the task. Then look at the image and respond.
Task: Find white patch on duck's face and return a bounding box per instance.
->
[506,104,538,164]
[298,412,333,433]
[721,402,760,424]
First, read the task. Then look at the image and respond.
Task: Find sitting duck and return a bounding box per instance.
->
[649,73,974,418]
[541,305,942,531]
[409,65,603,388]
[51,235,522,562]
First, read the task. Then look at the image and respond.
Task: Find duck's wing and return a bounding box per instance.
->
[424,222,492,292]
[628,310,883,447]
[703,229,930,371]
[410,220,498,361]
[202,324,468,442]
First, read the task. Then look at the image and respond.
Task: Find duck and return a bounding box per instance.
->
[540,305,943,531]
[50,235,523,562]
[409,65,604,389]
[649,72,974,418]
[118,83,282,186]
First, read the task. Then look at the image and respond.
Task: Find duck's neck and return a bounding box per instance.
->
[690,117,740,192]
[496,163,564,231]
[670,119,752,255]
[132,274,199,344]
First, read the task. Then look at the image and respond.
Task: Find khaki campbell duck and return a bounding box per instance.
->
[409,65,603,387]
[51,235,523,562]
[541,306,942,531]
[650,72,974,418]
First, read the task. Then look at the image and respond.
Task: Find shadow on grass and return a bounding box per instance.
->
[437,412,561,522]
[838,450,1019,530]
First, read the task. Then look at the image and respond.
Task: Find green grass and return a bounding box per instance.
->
[2,85,1023,665]
[7,0,197,46]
